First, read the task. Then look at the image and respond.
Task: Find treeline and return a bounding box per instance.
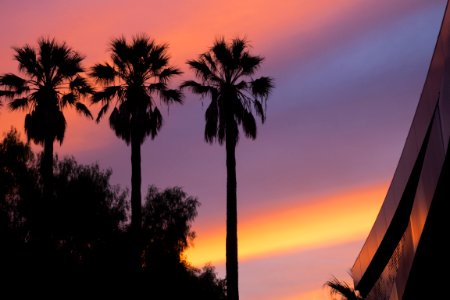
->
[0,128,226,298]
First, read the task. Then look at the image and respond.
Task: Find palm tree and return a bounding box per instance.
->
[181,37,273,300]
[90,34,182,236]
[325,277,364,300]
[0,38,93,197]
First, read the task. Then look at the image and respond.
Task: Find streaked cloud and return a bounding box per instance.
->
[186,182,387,266]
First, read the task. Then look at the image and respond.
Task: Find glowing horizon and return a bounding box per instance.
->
[185,182,387,266]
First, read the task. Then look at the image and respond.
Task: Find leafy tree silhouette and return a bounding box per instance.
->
[140,185,226,299]
[0,128,226,299]
[90,34,183,239]
[142,185,198,267]
[50,157,128,270]
[0,129,39,277]
[182,37,273,300]
[0,38,93,199]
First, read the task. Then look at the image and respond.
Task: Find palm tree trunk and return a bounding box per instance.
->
[131,136,142,234]
[130,135,142,273]
[39,135,54,240]
[42,135,54,200]
[226,133,239,300]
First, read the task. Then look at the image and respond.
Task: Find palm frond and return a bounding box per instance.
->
[158,66,182,82]
[75,102,93,119]
[110,37,130,66]
[109,106,131,144]
[148,106,162,139]
[37,38,84,82]
[9,97,29,110]
[55,49,84,78]
[70,75,93,95]
[235,80,248,90]
[96,103,110,123]
[37,38,54,79]
[149,43,169,73]
[212,38,233,70]
[90,63,116,84]
[251,76,273,98]
[13,45,39,78]
[62,93,75,107]
[240,53,263,75]
[187,59,215,82]
[180,80,212,96]
[0,73,29,93]
[253,99,265,123]
[232,38,246,61]
[217,99,227,144]
[159,88,183,104]
[201,53,217,73]
[204,99,218,143]
[148,82,166,93]
[24,112,40,143]
[91,86,121,103]
[132,34,153,59]
[242,110,257,139]
[53,109,67,144]
[325,277,363,300]
[0,90,16,98]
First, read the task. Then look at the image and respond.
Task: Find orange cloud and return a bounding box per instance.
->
[185,182,387,266]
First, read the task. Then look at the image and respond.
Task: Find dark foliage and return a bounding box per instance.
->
[325,276,364,300]
[0,129,225,298]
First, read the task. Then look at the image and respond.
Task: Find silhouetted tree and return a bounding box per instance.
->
[50,157,128,270]
[182,37,273,300]
[140,185,226,299]
[0,128,37,224]
[0,131,129,291]
[90,34,183,236]
[142,185,198,266]
[0,129,38,271]
[0,129,226,298]
[0,38,93,198]
[325,277,364,300]
[194,264,227,300]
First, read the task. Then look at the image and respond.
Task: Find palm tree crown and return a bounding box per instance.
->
[0,38,92,145]
[90,34,182,145]
[0,37,92,200]
[90,34,182,239]
[182,37,273,145]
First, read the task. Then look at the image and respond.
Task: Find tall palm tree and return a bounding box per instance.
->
[90,34,182,235]
[0,38,93,197]
[182,37,273,300]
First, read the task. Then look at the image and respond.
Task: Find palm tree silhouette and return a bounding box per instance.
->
[182,37,273,300]
[90,34,182,236]
[0,38,92,197]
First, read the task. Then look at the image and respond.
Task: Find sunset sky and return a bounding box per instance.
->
[0,1,447,299]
